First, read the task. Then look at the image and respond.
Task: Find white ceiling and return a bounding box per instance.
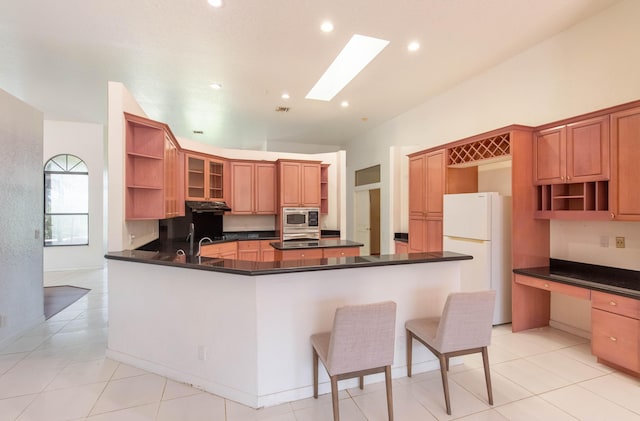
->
[0,0,620,149]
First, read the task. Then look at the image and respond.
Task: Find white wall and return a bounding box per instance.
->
[43,121,105,271]
[0,89,44,346]
[345,0,640,330]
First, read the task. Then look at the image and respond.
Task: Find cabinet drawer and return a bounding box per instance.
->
[323,247,360,258]
[514,274,591,300]
[238,240,260,251]
[277,248,323,261]
[592,291,640,319]
[591,308,640,372]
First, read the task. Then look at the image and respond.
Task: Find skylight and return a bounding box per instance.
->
[305,34,390,102]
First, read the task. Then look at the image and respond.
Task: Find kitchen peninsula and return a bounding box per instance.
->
[104,250,471,408]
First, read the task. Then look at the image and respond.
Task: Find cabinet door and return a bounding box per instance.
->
[230,162,254,214]
[238,250,259,261]
[255,163,276,214]
[395,241,409,254]
[425,219,443,252]
[301,162,321,207]
[533,126,566,185]
[279,161,302,207]
[408,216,426,252]
[186,155,207,200]
[566,116,610,183]
[409,154,426,217]
[610,106,640,220]
[425,150,445,217]
[260,240,275,262]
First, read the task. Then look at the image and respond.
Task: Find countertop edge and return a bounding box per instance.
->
[105,252,472,276]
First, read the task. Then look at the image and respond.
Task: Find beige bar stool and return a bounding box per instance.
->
[310,301,397,421]
[405,290,496,415]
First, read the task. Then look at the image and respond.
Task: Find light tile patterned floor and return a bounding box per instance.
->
[1,267,639,420]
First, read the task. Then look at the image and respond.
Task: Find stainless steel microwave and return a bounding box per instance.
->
[282,207,320,240]
[282,207,319,228]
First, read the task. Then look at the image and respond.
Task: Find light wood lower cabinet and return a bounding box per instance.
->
[591,291,640,374]
[199,242,238,259]
[274,248,323,261]
[322,247,360,258]
[395,241,409,254]
[260,240,275,262]
[237,240,260,261]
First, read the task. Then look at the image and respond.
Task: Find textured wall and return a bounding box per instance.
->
[0,89,44,345]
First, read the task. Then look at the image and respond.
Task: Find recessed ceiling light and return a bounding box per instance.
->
[305,34,390,101]
[341,101,349,108]
[408,41,420,52]
[208,0,223,7]
[210,83,222,90]
[281,93,290,100]
[320,21,334,33]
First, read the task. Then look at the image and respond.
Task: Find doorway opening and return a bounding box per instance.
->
[354,165,381,256]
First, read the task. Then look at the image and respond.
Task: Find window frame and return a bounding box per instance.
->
[43,154,89,247]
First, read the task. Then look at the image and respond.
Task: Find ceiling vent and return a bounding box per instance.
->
[275,106,290,112]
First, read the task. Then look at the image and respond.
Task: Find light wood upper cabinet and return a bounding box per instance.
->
[185,153,226,202]
[230,161,254,214]
[163,133,185,218]
[534,116,610,185]
[610,106,640,221]
[277,159,321,208]
[255,163,277,214]
[230,161,276,215]
[124,113,184,220]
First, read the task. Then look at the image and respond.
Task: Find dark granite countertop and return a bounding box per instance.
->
[105,250,472,276]
[269,239,363,250]
[513,259,640,299]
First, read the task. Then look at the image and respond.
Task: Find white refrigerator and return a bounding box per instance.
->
[443,192,512,325]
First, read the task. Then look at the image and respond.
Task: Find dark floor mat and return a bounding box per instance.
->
[44,285,91,320]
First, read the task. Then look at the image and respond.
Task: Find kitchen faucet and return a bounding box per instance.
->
[187,223,195,256]
[197,236,213,257]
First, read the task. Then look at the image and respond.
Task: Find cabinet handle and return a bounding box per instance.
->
[609,336,617,342]
[544,283,549,288]
[609,301,617,306]
[567,176,571,181]
[610,212,615,220]
[561,176,565,181]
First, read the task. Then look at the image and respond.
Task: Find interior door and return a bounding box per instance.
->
[355,190,370,255]
[369,189,380,255]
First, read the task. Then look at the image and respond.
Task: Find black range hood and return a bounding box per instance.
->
[186,201,232,213]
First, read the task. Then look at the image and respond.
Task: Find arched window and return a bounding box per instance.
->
[44,154,89,246]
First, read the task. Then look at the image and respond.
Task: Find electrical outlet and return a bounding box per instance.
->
[0,315,5,328]
[34,229,40,239]
[129,234,136,245]
[600,236,609,248]
[616,237,625,248]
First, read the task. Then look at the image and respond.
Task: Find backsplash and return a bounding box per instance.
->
[223,215,276,232]
[550,220,640,271]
